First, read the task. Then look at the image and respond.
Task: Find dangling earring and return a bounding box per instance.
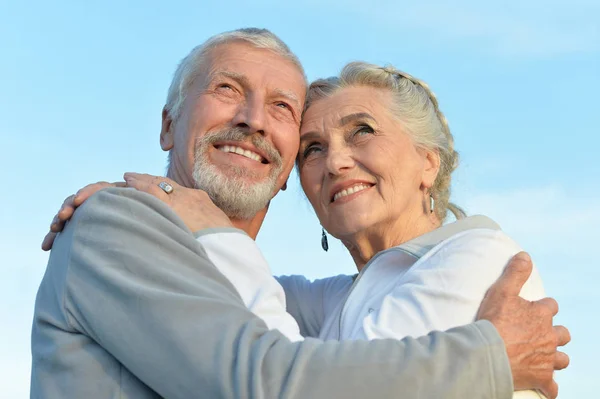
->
[429,193,435,214]
[321,227,329,252]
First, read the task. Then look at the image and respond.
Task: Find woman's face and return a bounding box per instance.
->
[298,86,438,239]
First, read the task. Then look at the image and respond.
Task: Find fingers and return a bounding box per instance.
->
[123,174,170,201]
[73,181,124,206]
[493,252,534,297]
[50,215,63,233]
[535,297,559,317]
[56,182,124,226]
[124,173,184,199]
[124,173,180,189]
[124,172,163,183]
[55,194,76,226]
[41,232,58,251]
[555,351,570,370]
[42,181,129,252]
[540,379,558,399]
[554,325,571,347]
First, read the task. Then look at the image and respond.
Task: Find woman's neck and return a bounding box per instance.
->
[343,213,440,271]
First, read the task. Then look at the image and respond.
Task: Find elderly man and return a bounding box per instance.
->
[32,28,569,398]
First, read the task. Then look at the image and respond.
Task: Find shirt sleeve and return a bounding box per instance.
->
[195,230,303,341]
[57,188,514,399]
[361,228,546,341]
[276,274,353,338]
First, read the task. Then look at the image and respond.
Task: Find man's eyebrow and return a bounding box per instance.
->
[207,70,301,109]
[208,70,250,86]
[273,88,301,109]
[339,112,376,126]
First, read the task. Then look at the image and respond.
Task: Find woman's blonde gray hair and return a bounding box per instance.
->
[306,62,465,221]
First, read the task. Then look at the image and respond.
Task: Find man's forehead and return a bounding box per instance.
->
[209,69,304,109]
[206,43,305,91]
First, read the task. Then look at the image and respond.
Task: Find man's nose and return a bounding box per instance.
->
[232,96,267,135]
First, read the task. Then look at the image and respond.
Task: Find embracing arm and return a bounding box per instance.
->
[56,188,514,398]
[359,229,549,398]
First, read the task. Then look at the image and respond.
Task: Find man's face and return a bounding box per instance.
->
[161,41,306,219]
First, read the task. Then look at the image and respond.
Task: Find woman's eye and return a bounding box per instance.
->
[302,144,322,158]
[354,124,374,136]
[216,83,233,90]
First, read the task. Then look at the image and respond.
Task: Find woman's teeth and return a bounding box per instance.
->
[333,184,370,202]
[218,145,263,162]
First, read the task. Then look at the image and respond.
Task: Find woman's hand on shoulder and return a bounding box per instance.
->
[123,173,232,233]
[41,181,125,251]
[41,173,234,251]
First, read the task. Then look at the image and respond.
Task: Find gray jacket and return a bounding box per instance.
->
[31,188,512,398]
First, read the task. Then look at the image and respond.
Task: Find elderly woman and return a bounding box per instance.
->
[44,62,546,398]
[281,64,545,398]
[283,62,545,341]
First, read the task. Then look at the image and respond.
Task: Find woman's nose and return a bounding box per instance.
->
[325,147,354,176]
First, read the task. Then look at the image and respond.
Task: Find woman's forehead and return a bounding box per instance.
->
[301,86,393,133]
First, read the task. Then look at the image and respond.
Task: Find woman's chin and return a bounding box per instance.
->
[328,219,375,241]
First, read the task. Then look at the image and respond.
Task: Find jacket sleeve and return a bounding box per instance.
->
[59,187,513,399]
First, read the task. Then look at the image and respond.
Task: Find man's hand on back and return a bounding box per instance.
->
[477,252,571,399]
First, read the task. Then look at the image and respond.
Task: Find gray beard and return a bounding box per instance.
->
[192,127,283,220]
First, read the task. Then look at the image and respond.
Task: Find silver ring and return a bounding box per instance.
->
[158,181,174,194]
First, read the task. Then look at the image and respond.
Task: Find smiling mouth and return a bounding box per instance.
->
[331,183,374,203]
[215,145,268,164]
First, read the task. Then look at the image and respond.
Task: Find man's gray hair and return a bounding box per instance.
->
[165,28,306,121]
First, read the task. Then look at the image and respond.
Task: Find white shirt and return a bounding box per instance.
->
[195,228,303,342]
[289,220,545,342]
[198,217,546,398]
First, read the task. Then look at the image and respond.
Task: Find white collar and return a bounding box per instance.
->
[397,215,501,259]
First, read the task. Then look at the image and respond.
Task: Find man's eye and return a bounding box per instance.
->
[276,102,291,110]
[216,83,233,90]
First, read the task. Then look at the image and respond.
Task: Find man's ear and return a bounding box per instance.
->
[160,106,174,151]
[281,180,288,191]
[422,149,441,189]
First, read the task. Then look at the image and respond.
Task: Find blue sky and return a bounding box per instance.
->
[2,0,598,396]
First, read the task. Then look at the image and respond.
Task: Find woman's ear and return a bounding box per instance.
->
[160,107,174,151]
[421,149,441,189]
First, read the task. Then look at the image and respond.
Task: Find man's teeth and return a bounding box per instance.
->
[218,145,263,162]
[333,184,371,202]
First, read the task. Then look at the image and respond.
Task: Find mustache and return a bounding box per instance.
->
[199,127,282,166]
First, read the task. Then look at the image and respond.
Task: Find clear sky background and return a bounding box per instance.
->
[1,0,598,397]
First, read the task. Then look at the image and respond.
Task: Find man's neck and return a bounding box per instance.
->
[230,205,268,240]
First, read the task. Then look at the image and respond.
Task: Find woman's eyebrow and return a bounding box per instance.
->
[339,112,375,126]
[299,131,321,145]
